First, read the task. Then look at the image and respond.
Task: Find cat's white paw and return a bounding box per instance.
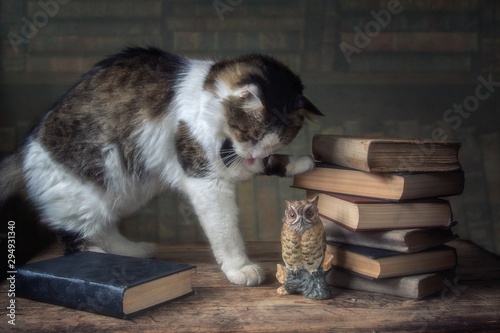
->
[224,263,265,286]
[286,155,315,176]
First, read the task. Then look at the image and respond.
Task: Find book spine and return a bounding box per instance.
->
[17,270,126,318]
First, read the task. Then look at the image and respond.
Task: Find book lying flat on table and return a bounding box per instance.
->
[327,268,456,300]
[16,251,196,319]
[326,242,457,279]
[308,191,453,230]
[312,134,462,173]
[322,216,457,253]
[293,164,464,200]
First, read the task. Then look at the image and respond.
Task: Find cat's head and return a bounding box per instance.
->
[204,54,323,163]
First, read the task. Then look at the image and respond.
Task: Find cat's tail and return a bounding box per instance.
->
[0,153,24,204]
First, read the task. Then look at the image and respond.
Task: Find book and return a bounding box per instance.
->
[340,32,477,53]
[322,216,457,253]
[339,0,478,11]
[340,13,477,33]
[308,191,454,230]
[293,164,464,200]
[312,135,462,173]
[326,242,457,279]
[16,251,196,318]
[347,54,471,73]
[327,268,456,300]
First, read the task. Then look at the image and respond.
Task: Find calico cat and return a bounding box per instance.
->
[0,47,322,286]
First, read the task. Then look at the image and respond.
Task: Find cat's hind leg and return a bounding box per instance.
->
[24,140,155,258]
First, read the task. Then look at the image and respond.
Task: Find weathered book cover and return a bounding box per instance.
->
[309,191,454,230]
[293,164,465,200]
[322,216,457,253]
[312,134,462,173]
[16,252,196,319]
[326,242,457,278]
[327,268,456,299]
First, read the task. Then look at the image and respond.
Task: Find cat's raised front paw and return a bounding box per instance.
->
[224,263,265,286]
[286,155,315,177]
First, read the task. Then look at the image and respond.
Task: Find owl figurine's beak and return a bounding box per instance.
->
[298,217,306,226]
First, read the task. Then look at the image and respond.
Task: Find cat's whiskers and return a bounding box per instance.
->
[220,148,242,168]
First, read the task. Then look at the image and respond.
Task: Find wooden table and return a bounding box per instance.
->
[2,240,500,332]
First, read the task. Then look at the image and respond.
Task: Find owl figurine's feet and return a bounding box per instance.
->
[276,264,333,300]
[276,254,334,300]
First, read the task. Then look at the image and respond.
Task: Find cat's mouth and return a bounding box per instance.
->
[220,138,261,167]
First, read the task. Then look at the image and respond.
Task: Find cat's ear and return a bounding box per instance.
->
[294,95,324,117]
[239,85,264,111]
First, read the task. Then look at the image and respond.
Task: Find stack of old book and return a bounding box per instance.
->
[293,134,464,299]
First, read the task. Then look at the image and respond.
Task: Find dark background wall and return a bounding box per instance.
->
[1,0,499,264]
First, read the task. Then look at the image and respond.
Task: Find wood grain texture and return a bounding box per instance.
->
[1,240,499,332]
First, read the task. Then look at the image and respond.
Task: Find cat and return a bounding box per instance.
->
[0,46,323,286]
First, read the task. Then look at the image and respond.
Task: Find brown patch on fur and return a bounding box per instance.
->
[262,154,289,177]
[279,112,305,146]
[204,57,264,93]
[175,121,210,177]
[37,47,185,185]
[223,96,265,143]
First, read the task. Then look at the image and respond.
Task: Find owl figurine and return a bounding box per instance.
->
[281,196,326,276]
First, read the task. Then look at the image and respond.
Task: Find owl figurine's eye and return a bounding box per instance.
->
[288,210,296,218]
[305,208,313,218]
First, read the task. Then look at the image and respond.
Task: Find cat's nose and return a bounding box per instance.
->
[251,147,268,159]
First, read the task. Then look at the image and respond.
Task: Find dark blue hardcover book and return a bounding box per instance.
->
[16,251,196,319]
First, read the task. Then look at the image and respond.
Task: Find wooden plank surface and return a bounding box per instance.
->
[1,240,500,332]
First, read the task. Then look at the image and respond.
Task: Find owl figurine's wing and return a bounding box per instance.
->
[300,222,326,275]
[281,223,303,273]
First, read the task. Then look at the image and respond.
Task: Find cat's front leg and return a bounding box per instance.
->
[182,178,265,286]
[261,154,315,177]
